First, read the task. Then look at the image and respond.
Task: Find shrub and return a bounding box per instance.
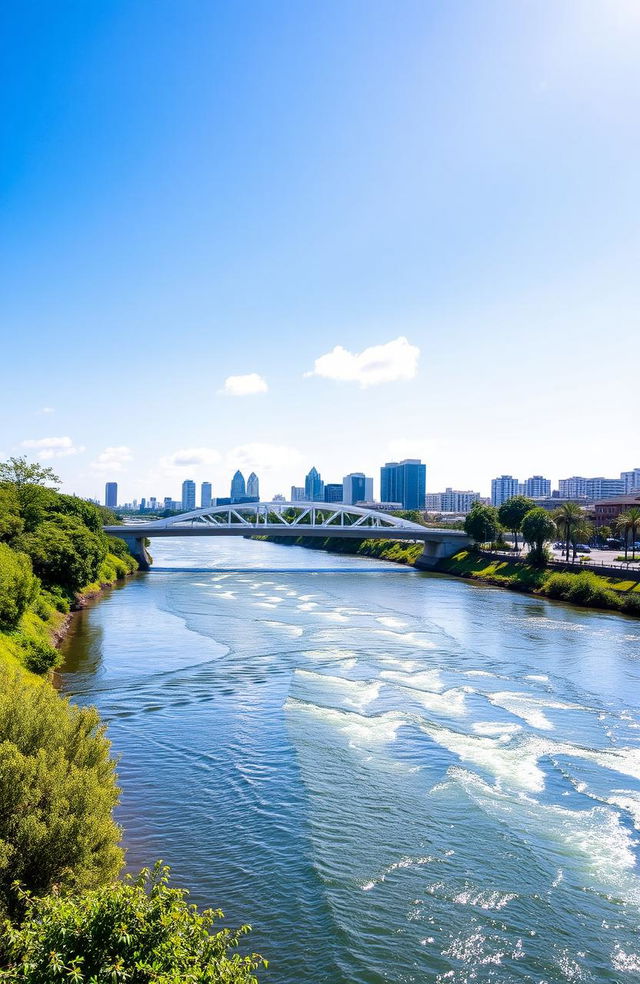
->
[1,863,266,983]
[16,515,108,593]
[542,572,574,599]
[0,668,122,919]
[564,572,621,610]
[0,545,39,629]
[621,592,640,616]
[21,636,62,673]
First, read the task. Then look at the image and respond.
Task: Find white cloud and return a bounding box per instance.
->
[160,447,222,474]
[38,407,55,414]
[305,335,420,387]
[221,373,268,396]
[91,446,133,472]
[226,442,304,476]
[21,436,85,460]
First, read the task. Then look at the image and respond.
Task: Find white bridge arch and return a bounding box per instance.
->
[103,501,471,569]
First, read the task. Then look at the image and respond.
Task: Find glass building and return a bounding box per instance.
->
[304,467,324,501]
[105,482,118,509]
[380,460,426,510]
[201,482,212,508]
[181,479,196,511]
[230,470,246,498]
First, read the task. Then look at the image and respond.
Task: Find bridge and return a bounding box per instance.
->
[103,501,471,570]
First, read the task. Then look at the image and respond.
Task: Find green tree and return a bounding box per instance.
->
[553,503,585,562]
[464,503,500,546]
[521,508,556,565]
[0,459,60,533]
[1,864,266,983]
[0,488,24,544]
[497,495,535,552]
[0,669,122,919]
[0,545,39,629]
[617,507,640,561]
[17,515,108,592]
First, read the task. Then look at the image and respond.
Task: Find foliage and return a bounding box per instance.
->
[0,668,123,920]
[497,496,535,551]
[16,516,108,593]
[617,507,640,560]
[521,507,556,565]
[0,459,61,533]
[0,546,39,629]
[1,863,266,983]
[553,502,585,562]
[542,571,620,610]
[0,488,24,544]
[464,503,500,545]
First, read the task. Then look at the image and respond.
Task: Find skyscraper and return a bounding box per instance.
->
[181,479,196,511]
[290,486,305,501]
[247,472,259,499]
[523,475,551,498]
[380,460,426,510]
[304,466,324,501]
[342,473,373,505]
[105,482,118,509]
[324,483,343,503]
[230,470,246,498]
[490,475,520,506]
[201,482,212,508]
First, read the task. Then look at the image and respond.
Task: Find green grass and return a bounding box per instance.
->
[262,535,424,566]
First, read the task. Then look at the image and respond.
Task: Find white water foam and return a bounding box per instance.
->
[380,668,445,693]
[488,692,579,731]
[284,698,408,747]
[294,669,382,712]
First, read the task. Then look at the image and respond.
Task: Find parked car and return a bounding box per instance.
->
[574,544,591,553]
[606,539,623,549]
[553,542,564,549]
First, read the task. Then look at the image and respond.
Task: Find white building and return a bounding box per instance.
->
[491,475,520,507]
[523,475,551,498]
[247,472,259,499]
[290,486,305,502]
[621,468,640,493]
[342,472,374,505]
[426,489,480,513]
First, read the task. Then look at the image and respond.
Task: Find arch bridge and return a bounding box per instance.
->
[103,501,471,569]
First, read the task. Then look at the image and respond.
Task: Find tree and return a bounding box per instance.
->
[497,495,535,552]
[17,515,108,592]
[617,507,640,561]
[0,669,122,920]
[464,503,500,546]
[553,503,585,562]
[0,458,60,533]
[0,487,24,543]
[0,545,39,628]
[1,864,266,983]
[521,507,556,565]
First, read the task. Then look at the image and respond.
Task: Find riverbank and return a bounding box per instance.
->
[259,535,640,617]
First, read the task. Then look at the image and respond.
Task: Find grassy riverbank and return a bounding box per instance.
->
[258,534,425,566]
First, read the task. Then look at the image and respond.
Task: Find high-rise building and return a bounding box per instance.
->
[425,489,480,513]
[558,476,624,499]
[182,479,196,511]
[290,486,305,502]
[304,466,324,501]
[247,472,259,499]
[105,482,118,509]
[230,470,246,498]
[342,473,374,505]
[490,475,520,507]
[558,476,587,498]
[523,475,551,498]
[201,482,212,508]
[621,469,640,493]
[380,460,426,510]
[324,483,343,503]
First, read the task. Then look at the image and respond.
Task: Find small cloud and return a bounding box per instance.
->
[220,373,268,396]
[91,446,133,472]
[38,407,55,414]
[160,447,222,473]
[305,336,419,388]
[21,436,85,460]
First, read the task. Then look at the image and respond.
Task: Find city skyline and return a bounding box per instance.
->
[2,3,639,503]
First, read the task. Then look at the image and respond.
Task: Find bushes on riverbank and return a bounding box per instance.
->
[261,534,424,566]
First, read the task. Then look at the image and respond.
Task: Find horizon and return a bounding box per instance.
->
[2,2,639,503]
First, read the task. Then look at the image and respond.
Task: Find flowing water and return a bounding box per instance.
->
[59,537,640,983]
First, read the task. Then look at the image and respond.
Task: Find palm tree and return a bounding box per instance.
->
[617,507,640,561]
[553,503,585,562]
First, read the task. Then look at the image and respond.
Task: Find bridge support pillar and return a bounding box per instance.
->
[120,535,152,571]
[415,539,464,570]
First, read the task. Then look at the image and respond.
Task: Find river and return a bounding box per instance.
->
[59,536,640,983]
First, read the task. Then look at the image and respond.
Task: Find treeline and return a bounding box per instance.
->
[0,458,264,981]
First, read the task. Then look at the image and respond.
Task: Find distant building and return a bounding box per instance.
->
[425,489,480,513]
[342,473,373,505]
[558,476,587,498]
[201,482,212,508]
[621,468,640,493]
[272,493,286,503]
[182,480,196,511]
[247,472,259,499]
[305,466,324,501]
[593,494,640,527]
[105,482,118,509]
[523,475,551,498]
[324,483,343,503]
[290,486,305,502]
[585,477,625,498]
[230,470,246,498]
[380,460,426,510]
[359,501,403,512]
[491,475,520,507]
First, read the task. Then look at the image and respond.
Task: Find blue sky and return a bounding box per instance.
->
[2,0,639,502]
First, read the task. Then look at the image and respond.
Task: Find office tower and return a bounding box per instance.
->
[490,475,520,507]
[558,476,587,498]
[324,483,343,503]
[290,486,305,501]
[425,489,480,513]
[380,459,426,510]
[304,466,324,501]
[342,473,374,505]
[201,482,212,508]
[105,482,118,509]
[523,475,551,498]
[230,470,246,498]
[584,477,625,498]
[621,468,640,493]
[182,479,196,511]
[247,472,259,499]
